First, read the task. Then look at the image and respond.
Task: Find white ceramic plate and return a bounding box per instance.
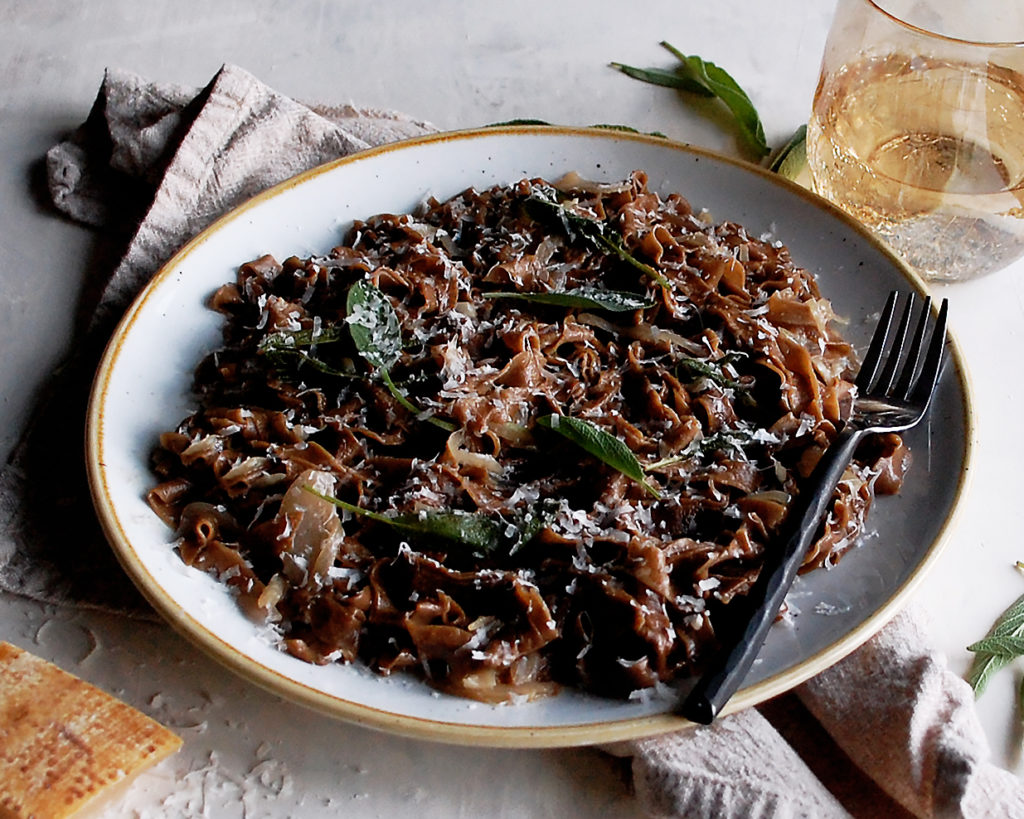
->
[87,127,973,747]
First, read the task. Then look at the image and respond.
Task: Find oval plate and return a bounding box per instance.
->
[87,127,973,747]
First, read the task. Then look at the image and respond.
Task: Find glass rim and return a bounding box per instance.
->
[866,0,1024,48]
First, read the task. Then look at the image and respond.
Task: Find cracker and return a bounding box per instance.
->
[0,641,182,819]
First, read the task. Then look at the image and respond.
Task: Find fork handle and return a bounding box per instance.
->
[680,425,864,724]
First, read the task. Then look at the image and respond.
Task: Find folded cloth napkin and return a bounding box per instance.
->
[3,65,1022,818]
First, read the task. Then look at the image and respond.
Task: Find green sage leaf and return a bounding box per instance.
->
[258,323,355,377]
[688,430,755,458]
[536,414,661,498]
[966,590,1024,696]
[345,280,456,431]
[608,62,714,96]
[660,42,769,159]
[482,287,655,313]
[306,488,553,558]
[677,353,748,389]
[967,653,1013,698]
[983,592,1024,639]
[486,118,554,127]
[308,487,502,553]
[260,324,348,351]
[487,119,667,138]
[768,124,808,181]
[612,42,770,159]
[392,510,506,554]
[967,634,1024,657]
[260,347,355,378]
[647,429,759,470]
[510,499,559,554]
[345,279,403,370]
[589,123,668,139]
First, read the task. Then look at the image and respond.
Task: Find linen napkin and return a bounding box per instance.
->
[0,64,435,612]
[3,64,1022,818]
[617,607,1024,818]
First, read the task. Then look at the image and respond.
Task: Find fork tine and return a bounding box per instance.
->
[855,290,899,394]
[909,297,948,408]
[874,292,917,395]
[894,295,933,400]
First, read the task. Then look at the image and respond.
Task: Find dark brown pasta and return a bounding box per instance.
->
[147,172,908,702]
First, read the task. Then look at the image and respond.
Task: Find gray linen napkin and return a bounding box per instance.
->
[616,607,1024,818]
[0,64,434,612]
[4,65,1022,818]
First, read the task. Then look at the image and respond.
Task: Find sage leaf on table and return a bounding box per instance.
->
[523,187,671,288]
[966,590,1024,696]
[611,41,770,159]
[969,634,1024,657]
[536,414,661,498]
[768,124,808,181]
[487,118,555,127]
[482,287,655,313]
[346,279,456,431]
[588,123,668,139]
[486,119,667,138]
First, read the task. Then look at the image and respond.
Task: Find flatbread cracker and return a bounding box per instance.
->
[0,641,182,819]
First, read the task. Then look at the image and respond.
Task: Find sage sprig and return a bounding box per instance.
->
[482,287,655,313]
[536,414,661,498]
[966,589,1024,696]
[523,187,671,289]
[611,42,769,159]
[346,280,456,431]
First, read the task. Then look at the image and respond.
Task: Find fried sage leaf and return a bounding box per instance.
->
[483,287,655,313]
[536,414,661,498]
[523,187,671,288]
[346,279,403,370]
[307,488,553,558]
[346,279,456,431]
[676,352,755,406]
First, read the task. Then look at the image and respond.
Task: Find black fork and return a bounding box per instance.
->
[681,291,949,724]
